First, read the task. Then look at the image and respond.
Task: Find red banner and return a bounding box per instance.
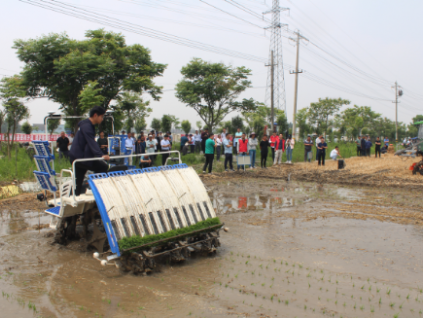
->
[0,133,63,142]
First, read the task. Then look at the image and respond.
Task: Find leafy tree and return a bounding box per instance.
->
[295,108,311,139]
[21,121,32,134]
[13,29,166,132]
[161,114,172,133]
[0,76,29,158]
[134,117,147,133]
[151,118,161,132]
[308,98,350,135]
[252,117,266,140]
[335,105,380,139]
[196,121,202,130]
[231,115,244,134]
[181,120,191,134]
[169,115,181,131]
[407,114,423,137]
[48,119,60,135]
[116,91,151,132]
[276,111,289,135]
[175,58,259,131]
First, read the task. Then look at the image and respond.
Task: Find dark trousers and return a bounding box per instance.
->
[224,153,233,170]
[261,151,268,167]
[361,148,366,156]
[59,150,69,159]
[366,149,370,157]
[74,160,108,196]
[216,146,221,161]
[271,147,275,161]
[317,151,325,166]
[149,153,155,166]
[190,145,195,153]
[304,150,312,162]
[375,146,381,158]
[162,153,169,165]
[357,147,361,156]
[203,154,214,173]
[195,141,201,153]
[140,161,152,169]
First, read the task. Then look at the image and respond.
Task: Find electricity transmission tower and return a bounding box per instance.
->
[264,0,289,126]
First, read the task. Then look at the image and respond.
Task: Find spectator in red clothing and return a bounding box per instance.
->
[269,131,278,162]
[237,133,249,171]
[273,134,285,165]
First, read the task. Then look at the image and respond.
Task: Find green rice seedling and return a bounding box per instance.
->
[235,274,238,278]
[360,305,364,310]
[308,282,311,288]
[285,300,289,305]
[410,309,414,312]
[336,280,339,284]
[369,286,372,291]
[307,273,311,278]
[354,303,356,309]
[320,287,322,291]
[336,288,339,294]
[320,269,324,274]
[304,305,307,310]
[225,284,228,288]
[299,264,303,269]
[321,276,324,281]
[255,293,257,297]
[107,299,111,304]
[285,262,288,266]
[266,265,268,269]
[420,310,422,314]
[379,297,382,304]
[387,288,391,295]
[377,288,380,293]
[278,298,281,303]
[368,297,371,302]
[361,285,365,290]
[329,277,331,283]
[343,302,346,307]
[263,296,265,299]
[271,295,274,301]
[353,283,355,287]
[360,297,362,300]
[335,301,338,305]
[407,294,410,299]
[318,297,321,300]
[399,303,403,309]
[389,302,395,308]
[367,278,370,283]
[351,295,354,299]
[270,284,273,288]
[371,306,375,313]
[293,264,295,268]
[393,314,399,318]
[262,283,265,287]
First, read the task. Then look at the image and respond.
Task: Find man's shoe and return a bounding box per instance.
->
[230,169,235,172]
[203,171,206,173]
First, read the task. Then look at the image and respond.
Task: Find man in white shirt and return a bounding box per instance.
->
[146,134,156,165]
[315,134,322,160]
[160,134,171,165]
[131,132,136,152]
[194,130,201,153]
[68,132,74,150]
[124,132,133,165]
[330,146,342,160]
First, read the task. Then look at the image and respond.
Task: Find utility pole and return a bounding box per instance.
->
[392,81,402,142]
[266,51,275,132]
[289,31,306,140]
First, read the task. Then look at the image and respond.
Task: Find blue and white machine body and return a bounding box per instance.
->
[88,164,216,258]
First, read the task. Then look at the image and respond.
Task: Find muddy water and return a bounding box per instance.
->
[1,180,423,317]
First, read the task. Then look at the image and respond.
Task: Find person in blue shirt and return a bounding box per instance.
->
[383,136,389,151]
[317,137,328,166]
[223,133,235,171]
[180,134,188,152]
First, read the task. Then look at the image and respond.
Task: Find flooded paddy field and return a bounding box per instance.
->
[0,179,422,318]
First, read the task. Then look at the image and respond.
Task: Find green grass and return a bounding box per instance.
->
[118,217,221,252]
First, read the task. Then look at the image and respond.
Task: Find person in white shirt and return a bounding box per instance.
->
[330,146,342,160]
[68,132,74,150]
[145,134,156,165]
[214,134,223,161]
[125,132,133,165]
[160,134,171,165]
[315,134,322,160]
[131,132,136,152]
[194,130,201,153]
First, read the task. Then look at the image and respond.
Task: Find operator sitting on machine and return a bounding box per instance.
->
[69,106,124,196]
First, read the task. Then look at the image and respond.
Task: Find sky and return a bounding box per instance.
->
[1,0,422,128]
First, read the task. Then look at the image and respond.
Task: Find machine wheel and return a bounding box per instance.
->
[412,160,423,175]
